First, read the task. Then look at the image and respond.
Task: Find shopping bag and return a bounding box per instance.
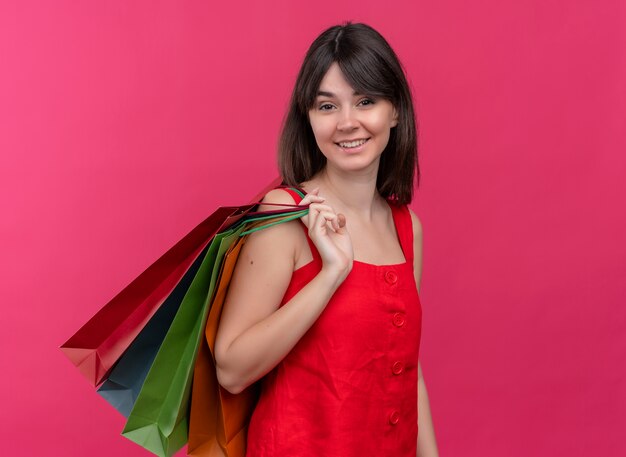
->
[97,243,208,417]
[97,200,307,418]
[121,195,307,457]
[62,177,308,457]
[60,206,245,386]
[121,221,249,457]
[60,177,284,386]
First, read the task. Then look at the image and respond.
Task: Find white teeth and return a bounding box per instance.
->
[338,139,368,148]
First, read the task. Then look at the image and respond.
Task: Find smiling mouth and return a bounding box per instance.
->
[336,138,370,148]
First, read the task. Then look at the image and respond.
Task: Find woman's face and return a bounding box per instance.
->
[308,62,398,176]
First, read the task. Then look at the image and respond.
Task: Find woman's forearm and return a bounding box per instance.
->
[215,268,343,394]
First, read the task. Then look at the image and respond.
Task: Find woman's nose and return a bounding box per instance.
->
[336,107,359,131]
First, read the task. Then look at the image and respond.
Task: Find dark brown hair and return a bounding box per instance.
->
[278,22,419,204]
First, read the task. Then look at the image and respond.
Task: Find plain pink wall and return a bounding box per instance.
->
[1,1,624,456]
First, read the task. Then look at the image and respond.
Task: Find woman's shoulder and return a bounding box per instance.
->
[232,188,304,277]
[249,189,304,246]
[257,187,301,211]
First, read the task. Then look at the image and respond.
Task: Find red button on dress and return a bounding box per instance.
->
[392,361,405,375]
[385,270,398,284]
[392,312,406,327]
[246,189,423,457]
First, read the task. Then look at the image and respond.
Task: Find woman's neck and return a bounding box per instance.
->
[303,165,385,221]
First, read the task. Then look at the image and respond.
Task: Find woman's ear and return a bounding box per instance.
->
[391,107,399,127]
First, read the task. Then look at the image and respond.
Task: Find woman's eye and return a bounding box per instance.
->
[319,103,334,111]
[359,98,375,106]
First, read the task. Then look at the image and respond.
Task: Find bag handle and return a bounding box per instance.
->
[238,186,309,236]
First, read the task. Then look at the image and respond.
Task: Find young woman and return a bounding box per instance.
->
[215,22,439,457]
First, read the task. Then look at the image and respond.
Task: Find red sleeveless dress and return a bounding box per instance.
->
[245,189,422,456]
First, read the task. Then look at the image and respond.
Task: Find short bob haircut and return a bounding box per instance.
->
[278,22,419,205]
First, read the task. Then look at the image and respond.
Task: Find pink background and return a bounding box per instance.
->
[1,1,624,456]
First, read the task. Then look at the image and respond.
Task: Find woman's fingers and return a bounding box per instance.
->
[299,188,324,229]
[308,203,336,214]
[313,210,346,233]
[298,188,345,232]
[299,187,323,205]
[302,204,339,231]
[307,206,329,233]
[301,196,325,206]
[316,211,338,229]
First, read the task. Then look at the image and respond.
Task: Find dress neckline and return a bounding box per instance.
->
[293,198,409,274]
[351,199,408,268]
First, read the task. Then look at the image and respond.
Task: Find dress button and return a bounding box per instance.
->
[392,312,405,327]
[392,361,404,375]
[385,270,398,285]
[388,410,400,425]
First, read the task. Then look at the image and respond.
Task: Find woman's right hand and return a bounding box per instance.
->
[299,188,354,282]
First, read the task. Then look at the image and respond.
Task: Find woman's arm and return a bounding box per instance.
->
[214,188,352,394]
[417,362,439,457]
[410,209,439,457]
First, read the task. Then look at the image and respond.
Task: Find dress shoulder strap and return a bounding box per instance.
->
[279,187,306,203]
[389,202,415,265]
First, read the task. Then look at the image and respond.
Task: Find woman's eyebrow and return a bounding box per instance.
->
[316,90,362,97]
